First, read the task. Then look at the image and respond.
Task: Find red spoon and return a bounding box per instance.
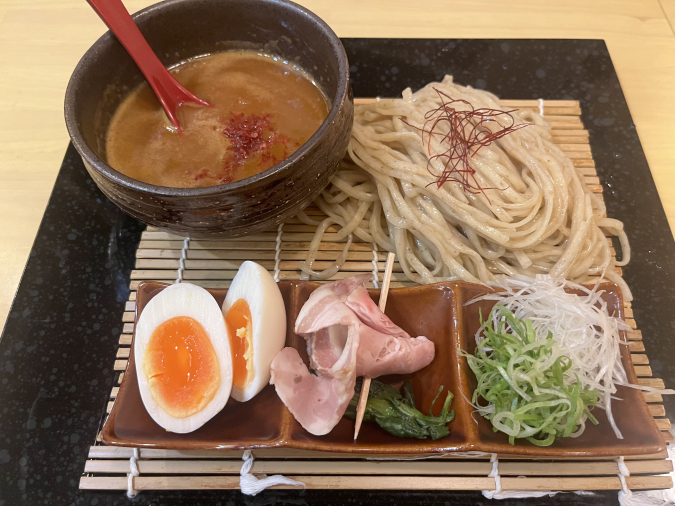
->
[87,0,211,134]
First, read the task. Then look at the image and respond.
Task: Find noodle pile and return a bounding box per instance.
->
[299,76,631,299]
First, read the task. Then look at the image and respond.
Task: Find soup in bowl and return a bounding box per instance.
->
[65,0,353,238]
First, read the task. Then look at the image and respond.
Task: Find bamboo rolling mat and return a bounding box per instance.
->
[81,99,674,495]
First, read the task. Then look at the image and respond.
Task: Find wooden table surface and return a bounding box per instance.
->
[1,0,674,329]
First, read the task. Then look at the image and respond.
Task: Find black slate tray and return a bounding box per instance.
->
[0,38,673,506]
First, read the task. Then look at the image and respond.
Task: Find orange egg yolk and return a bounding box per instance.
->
[143,316,220,419]
[224,298,253,390]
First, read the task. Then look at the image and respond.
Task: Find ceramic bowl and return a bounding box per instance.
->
[64,0,352,238]
[102,280,664,456]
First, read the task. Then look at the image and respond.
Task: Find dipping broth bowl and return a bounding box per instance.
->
[65,0,353,238]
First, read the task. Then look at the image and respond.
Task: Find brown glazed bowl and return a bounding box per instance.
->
[64,0,352,238]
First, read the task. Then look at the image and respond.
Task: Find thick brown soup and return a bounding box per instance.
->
[106,51,328,188]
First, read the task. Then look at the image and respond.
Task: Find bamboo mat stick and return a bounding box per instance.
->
[354,251,396,440]
[352,98,583,107]
[353,97,581,113]
[82,458,673,476]
[79,474,673,491]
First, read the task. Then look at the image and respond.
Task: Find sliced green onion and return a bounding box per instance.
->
[463,305,599,446]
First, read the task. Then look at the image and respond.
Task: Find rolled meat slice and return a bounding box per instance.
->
[270,283,360,436]
[270,275,435,436]
[344,281,410,339]
[333,275,434,376]
[356,325,435,378]
[269,347,355,436]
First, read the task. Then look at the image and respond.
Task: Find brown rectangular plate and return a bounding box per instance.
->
[101,280,665,456]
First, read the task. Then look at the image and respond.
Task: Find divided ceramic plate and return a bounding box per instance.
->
[101,280,665,456]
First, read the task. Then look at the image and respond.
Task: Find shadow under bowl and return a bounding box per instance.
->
[65,0,353,238]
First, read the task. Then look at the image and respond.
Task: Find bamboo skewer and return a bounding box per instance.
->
[353,251,397,440]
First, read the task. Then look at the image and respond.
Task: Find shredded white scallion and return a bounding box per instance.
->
[467,274,674,440]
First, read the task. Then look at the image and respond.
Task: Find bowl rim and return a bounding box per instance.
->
[64,0,350,198]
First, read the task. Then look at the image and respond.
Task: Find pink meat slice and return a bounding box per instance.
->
[334,276,434,376]
[356,325,435,378]
[345,284,410,339]
[270,275,435,436]
[306,320,434,378]
[329,275,410,338]
[269,347,356,436]
[270,283,360,435]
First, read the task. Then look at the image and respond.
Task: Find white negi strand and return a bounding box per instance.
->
[468,275,675,441]
[273,223,283,282]
[239,450,304,496]
[371,242,380,288]
[538,98,545,117]
[126,447,140,498]
[176,237,189,283]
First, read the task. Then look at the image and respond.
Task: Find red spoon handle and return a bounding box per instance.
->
[87,0,210,132]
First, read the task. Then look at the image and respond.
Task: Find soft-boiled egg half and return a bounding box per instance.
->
[134,283,232,433]
[222,261,286,402]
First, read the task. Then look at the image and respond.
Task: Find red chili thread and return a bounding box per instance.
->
[402,88,529,194]
[224,113,274,166]
[211,113,293,183]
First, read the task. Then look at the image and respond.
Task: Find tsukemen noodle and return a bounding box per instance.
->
[300,76,631,299]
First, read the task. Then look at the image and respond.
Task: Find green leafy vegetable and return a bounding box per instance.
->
[344,379,455,440]
[463,305,599,446]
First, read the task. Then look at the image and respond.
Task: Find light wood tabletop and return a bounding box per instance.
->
[1,0,674,330]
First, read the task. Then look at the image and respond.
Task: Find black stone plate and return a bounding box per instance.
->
[0,39,672,506]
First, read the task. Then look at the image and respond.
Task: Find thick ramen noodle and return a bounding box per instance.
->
[299,76,631,299]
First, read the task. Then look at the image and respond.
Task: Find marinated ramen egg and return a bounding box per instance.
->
[134,283,232,433]
[222,261,286,402]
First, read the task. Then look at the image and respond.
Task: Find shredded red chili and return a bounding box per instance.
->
[403,88,529,194]
[224,113,273,165]
[213,113,294,183]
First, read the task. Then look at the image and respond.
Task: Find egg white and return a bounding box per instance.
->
[134,282,232,433]
[222,261,287,402]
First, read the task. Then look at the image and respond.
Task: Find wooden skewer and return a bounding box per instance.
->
[354,251,396,440]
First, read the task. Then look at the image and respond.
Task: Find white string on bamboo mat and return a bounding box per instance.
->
[538,98,545,117]
[273,223,283,282]
[126,447,140,498]
[371,243,379,289]
[618,433,675,506]
[479,453,595,500]
[175,237,189,283]
[482,454,502,499]
[616,456,634,504]
[239,450,304,496]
